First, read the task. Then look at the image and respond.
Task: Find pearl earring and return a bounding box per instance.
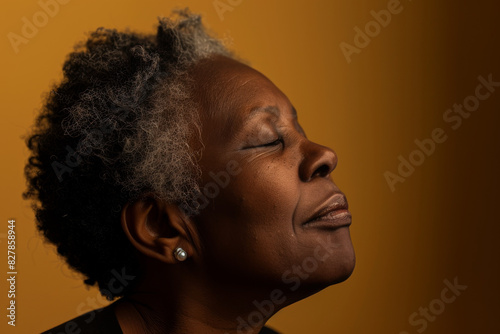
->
[174,247,187,261]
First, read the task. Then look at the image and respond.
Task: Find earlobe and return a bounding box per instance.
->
[120,195,197,264]
[173,247,188,261]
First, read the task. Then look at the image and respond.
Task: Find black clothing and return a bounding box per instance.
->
[42,302,280,333]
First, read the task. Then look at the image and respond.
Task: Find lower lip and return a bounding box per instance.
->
[303,210,352,229]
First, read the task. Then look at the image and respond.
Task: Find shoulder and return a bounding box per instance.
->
[41,302,280,334]
[260,325,281,333]
[41,303,122,334]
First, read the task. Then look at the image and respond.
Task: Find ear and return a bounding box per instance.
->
[120,194,200,264]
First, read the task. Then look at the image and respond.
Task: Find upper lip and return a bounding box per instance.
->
[304,193,349,224]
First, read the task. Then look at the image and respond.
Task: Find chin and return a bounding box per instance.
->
[332,248,356,284]
[321,246,356,287]
[295,248,355,302]
[312,235,356,287]
[282,250,356,307]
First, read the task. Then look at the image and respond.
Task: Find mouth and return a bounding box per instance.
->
[303,193,352,229]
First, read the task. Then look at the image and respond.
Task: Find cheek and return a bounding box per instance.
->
[196,157,301,281]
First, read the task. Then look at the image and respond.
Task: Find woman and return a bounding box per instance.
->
[24,9,355,334]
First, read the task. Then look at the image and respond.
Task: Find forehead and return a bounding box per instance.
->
[190,56,291,142]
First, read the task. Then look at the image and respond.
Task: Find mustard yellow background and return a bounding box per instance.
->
[1,0,499,333]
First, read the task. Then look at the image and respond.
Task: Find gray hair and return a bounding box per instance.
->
[24,9,232,298]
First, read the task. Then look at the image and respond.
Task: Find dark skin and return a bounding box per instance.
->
[114,56,355,333]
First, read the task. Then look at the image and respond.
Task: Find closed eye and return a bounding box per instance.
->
[260,137,283,147]
[241,136,284,150]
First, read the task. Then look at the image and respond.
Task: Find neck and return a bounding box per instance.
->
[113,272,283,334]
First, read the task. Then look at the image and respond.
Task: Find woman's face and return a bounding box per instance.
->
[188,56,355,298]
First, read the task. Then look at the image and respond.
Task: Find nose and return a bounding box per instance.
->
[299,140,338,182]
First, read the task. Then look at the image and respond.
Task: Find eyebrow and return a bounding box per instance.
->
[230,105,300,142]
[246,105,297,120]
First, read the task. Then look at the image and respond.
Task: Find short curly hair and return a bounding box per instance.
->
[23,10,231,299]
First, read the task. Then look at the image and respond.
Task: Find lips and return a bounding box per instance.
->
[303,193,352,229]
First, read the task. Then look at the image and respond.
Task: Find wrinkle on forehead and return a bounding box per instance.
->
[189,55,286,145]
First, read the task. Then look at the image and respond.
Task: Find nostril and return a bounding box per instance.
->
[299,141,338,182]
[313,164,332,178]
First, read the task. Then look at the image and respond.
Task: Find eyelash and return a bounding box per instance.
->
[260,136,284,147]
